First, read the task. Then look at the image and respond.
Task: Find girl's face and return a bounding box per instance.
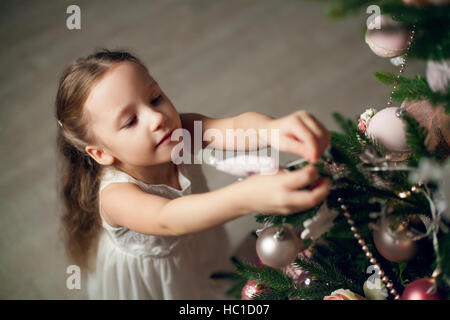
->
[84,61,182,168]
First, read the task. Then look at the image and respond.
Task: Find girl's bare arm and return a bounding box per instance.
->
[101,178,251,236]
[180,112,273,151]
[180,110,331,164]
[100,165,330,236]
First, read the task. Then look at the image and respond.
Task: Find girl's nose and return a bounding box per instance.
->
[148,109,165,132]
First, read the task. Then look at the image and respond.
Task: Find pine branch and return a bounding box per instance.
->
[374,72,450,113]
[329,112,377,184]
[386,196,432,219]
[332,112,377,153]
[377,2,450,61]
[330,133,367,183]
[290,282,343,300]
[226,277,248,300]
[255,207,318,229]
[251,289,290,300]
[402,113,434,166]
[232,257,294,292]
[332,112,359,139]
[294,244,367,294]
[323,0,450,60]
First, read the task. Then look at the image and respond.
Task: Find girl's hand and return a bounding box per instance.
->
[240,164,331,215]
[265,110,331,164]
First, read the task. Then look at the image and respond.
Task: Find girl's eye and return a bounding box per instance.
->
[124,116,137,128]
[151,94,162,106]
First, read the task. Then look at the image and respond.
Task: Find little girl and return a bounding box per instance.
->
[55,49,331,300]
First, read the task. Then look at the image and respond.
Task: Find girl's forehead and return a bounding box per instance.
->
[102,61,154,87]
[84,62,155,122]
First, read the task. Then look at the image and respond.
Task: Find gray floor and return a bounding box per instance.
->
[0,0,423,299]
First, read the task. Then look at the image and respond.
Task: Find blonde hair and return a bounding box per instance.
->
[55,49,148,270]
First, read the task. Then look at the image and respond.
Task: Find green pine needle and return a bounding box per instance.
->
[232,258,294,292]
[374,72,450,114]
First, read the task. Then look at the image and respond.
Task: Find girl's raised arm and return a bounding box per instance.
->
[180,112,273,151]
[180,111,331,164]
[100,165,330,236]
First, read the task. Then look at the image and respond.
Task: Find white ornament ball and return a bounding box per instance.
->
[426,60,450,93]
[256,225,303,269]
[366,107,410,153]
[365,15,411,58]
[214,154,279,177]
[363,279,388,300]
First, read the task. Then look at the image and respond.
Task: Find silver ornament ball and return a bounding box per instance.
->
[373,217,418,263]
[256,225,303,269]
[366,107,410,153]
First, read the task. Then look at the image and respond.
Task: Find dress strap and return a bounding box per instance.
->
[99,166,138,192]
[98,166,138,231]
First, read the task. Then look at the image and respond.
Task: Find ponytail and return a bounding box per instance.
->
[55,49,147,270]
[57,129,101,271]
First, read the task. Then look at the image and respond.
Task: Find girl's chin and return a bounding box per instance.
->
[156,145,177,162]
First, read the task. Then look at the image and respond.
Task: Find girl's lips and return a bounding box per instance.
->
[155,129,174,148]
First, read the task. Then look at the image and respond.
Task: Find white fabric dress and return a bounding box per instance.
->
[87,163,233,300]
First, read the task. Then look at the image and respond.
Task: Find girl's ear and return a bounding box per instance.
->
[85,145,115,165]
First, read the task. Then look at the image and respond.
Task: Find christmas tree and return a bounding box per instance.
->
[219,0,450,300]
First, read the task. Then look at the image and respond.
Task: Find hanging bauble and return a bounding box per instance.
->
[426,60,450,94]
[254,257,265,268]
[323,289,366,300]
[365,15,411,58]
[400,278,441,300]
[428,0,450,4]
[365,107,410,155]
[401,99,450,159]
[372,214,420,263]
[363,279,388,300]
[283,250,313,288]
[402,0,429,4]
[403,0,450,5]
[256,225,303,268]
[241,280,271,300]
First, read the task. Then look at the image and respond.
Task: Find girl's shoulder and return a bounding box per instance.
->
[99,166,138,193]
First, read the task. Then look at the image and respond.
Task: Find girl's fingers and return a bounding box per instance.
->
[284,165,319,189]
[289,117,320,162]
[288,177,331,211]
[311,114,331,146]
[297,113,331,155]
[280,138,310,160]
[298,112,324,139]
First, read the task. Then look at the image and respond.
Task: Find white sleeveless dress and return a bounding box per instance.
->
[87,163,233,300]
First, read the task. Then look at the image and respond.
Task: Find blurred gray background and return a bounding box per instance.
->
[0,0,423,299]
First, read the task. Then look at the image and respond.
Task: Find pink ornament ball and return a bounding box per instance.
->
[241,280,270,300]
[401,278,441,300]
[365,15,411,58]
[403,0,450,4]
[365,107,410,153]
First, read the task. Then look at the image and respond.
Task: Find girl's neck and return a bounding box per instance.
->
[116,161,181,190]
